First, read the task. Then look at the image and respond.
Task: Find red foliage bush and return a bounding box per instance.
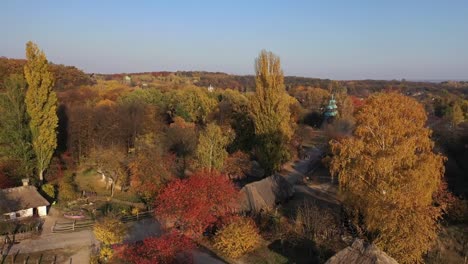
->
[155,169,239,236]
[115,231,194,264]
[350,95,365,110]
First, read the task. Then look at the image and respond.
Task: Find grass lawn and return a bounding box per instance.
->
[74,167,140,203]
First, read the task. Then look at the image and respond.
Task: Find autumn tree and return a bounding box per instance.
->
[0,74,34,177]
[330,92,445,263]
[249,50,295,174]
[88,146,127,197]
[57,172,77,202]
[155,170,238,236]
[94,217,127,261]
[116,231,194,264]
[94,217,127,245]
[216,89,255,152]
[213,217,261,258]
[195,123,233,171]
[167,87,217,124]
[447,102,465,127]
[129,135,175,203]
[166,117,198,175]
[222,151,251,180]
[24,41,58,182]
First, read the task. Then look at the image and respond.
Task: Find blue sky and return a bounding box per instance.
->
[1,0,467,80]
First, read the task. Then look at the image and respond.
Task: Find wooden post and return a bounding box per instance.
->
[73,220,76,231]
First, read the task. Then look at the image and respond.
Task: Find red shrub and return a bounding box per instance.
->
[155,169,239,236]
[115,231,194,264]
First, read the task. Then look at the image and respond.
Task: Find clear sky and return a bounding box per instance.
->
[1,0,467,80]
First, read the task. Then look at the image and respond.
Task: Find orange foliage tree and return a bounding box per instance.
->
[155,170,238,236]
[129,150,175,203]
[330,92,445,263]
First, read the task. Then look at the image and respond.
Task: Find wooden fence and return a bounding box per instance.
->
[52,210,153,233]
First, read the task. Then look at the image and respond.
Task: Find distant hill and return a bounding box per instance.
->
[0,57,95,91]
[97,70,468,97]
[1,57,467,97]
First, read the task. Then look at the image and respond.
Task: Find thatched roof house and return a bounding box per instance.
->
[239,174,294,212]
[0,183,50,220]
[326,239,398,264]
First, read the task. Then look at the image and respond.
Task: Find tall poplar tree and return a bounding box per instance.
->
[249,50,295,174]
[24,41,58,182]
[0,74,34,177]
[330,93,445,263]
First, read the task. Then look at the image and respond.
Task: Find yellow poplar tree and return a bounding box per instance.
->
[249,50,295,174]
[24,41,58,182]
[330,92,445,263]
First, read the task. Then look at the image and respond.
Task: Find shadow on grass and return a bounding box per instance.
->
[268,238,335,264]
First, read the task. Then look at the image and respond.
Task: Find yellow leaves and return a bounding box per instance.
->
[95,99,116,107]
[249,50,295,174]
[330,92,445,263]
[168,87,217,124]
[24,41,58,180]
[250,50,294,139]
[213,217,262,258]
[93,217,127,245]
[196,123,233,170]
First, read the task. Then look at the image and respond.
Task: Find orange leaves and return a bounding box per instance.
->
[330,92,445,263]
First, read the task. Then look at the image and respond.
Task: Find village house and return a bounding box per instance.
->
[0,179,50,220]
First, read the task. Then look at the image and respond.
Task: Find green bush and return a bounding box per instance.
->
[41,183,56,200]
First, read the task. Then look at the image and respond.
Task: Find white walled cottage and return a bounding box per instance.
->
[0,180,50,220]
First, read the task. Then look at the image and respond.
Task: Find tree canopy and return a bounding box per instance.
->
[0,74,34,178]
[249,50,295,174]
[24,41,58,181]
[330,92,445,263]
[155,170,238,236]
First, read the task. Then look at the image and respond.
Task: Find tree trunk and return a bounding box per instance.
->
[39,169,44,183]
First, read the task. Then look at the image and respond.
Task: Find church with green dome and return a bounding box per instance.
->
[324,95,338,122]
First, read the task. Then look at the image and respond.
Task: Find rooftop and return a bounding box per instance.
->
[0,186,50,214]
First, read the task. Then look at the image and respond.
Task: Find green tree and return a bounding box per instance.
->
[196,123,233,171]
[0,74,34,177]
[448,102,464,127]
[24,41,58,182]
[249,50,295,174]
[330,93,445,263]
[168,87,217,124]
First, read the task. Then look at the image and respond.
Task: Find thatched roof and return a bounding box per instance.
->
[0,186,50,213]
[326,239,398,264]
[239,174,294,212]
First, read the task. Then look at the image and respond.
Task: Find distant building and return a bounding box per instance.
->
[123,75,132,85]
[0,179,50,220]
[324,94,338,122]
[207,84,214,92]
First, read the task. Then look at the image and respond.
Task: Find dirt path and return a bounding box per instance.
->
[280,145,341,211]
